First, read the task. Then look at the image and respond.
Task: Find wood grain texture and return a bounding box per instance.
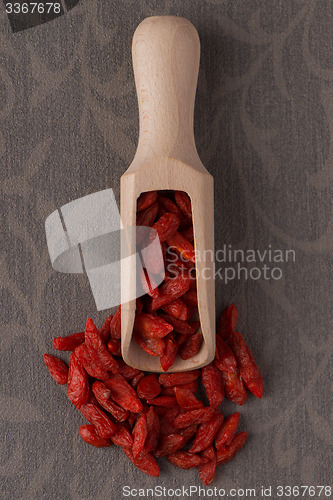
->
[120,16,215,371]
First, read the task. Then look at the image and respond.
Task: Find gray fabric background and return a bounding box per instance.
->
[1,1,332,499]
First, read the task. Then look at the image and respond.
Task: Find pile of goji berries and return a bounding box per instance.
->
[43,304,263,485]
[133,190,200,370]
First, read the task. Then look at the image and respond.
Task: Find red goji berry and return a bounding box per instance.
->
[215,412,240,449]
[152,212,180,242]
[99,315,112,343]
[146,396,177,408]
[166,232,195,263]
[167,451,204,469]
[137,190,158,211]
[110,306,121,340]
[228,331,263,398]
[181,288,198,306]
[80,403,117,438]
[134,313,173,339]
[173,407,217,429]
[132,413,148,458]
[157,194,183,219]
[151,272,191,311]
[43,354,69,385]
[159,313,194,335]
[117,359,141,380]
[161,298,187,321]
[216,431,248,465]
[174,387,204,411]
[153,434,185,457]
[178,331,203,360]
[107,338,121,357]
[52,331,85,351]
[144,407,160,453]
[160,333,180,372]
[104,373,143,413]
[174,191,192,220]
[159,370,201,388]
[222,369,247,406]
[137,374,161,400]
[202,363,225,408]
[218,304,238,340]
[214,335,237,373]
[199,445,217,486]
[136,201,158,227]
[133,331,165,357]
[181,225,194,243]
[85,318,119,374]
[111,424,134,447]
[189,412,224,453]
[92,381,129,422]
[74,343,108,380]
[122,446,160,477]
[130,371,145,389]
[79,425,112,448]
[67,353,89,409]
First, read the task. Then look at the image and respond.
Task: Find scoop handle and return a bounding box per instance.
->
[132,16,200,160]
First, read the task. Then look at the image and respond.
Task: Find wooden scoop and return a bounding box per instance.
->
[120,16,215,372]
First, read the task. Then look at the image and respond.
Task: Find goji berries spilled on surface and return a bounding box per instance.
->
[43,302,263,484]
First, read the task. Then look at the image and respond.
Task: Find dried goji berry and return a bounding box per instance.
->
[199,445,217,486]
[159,313,194,335]
[161,380,198,397]
[151,272,191,311]
[228,331,263,398]
[218,304,238,340]
[122,446,160,477]
[130,371,145,389]
[79,425,112,448]
[111,424,134,447]
[215,412,240,449]
[153,434,185,457]
[161,298,187,321]
[159,370,201,388]
[157,194,183,219]
[134,313,173,339]
[189,412,224,453]
[222,369,247,406]
[216,431,248,465]
[85,318,119,374]
[67,352,89,409]
[133,331,165,357]
[110,306,121,340]
[178,424,197,445]
[137,374,161,400]
[92,381,129,422]
[174,191,192,220]
[52,331,85,351]
[178,331,203,360]
[117,359,141,380]
[166,231,195,263]
[132,413,148,458]
[137,190,158,211]
[144,407,160,453]
[173,407,217,429]
[146,396,177,408]
[104,373,143,413]
[136,201,158,227]
[99,315,112,343]
[74,343,108,380]
[202,363,225,408]
[159,406,183,436]
[167,451,204,469]
[107,338,121,357]
[80,403,117,438]
[152,212,180,242]
[43,354,69,385]
[214,335,237,373]
[160,333,180,372]
[174,387,204,411]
